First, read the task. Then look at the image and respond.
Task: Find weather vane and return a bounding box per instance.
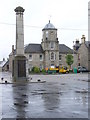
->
[48,15,52,22]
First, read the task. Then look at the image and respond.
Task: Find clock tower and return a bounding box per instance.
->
[41,20,59,68]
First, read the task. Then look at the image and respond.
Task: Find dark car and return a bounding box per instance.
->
[78,66,89,73]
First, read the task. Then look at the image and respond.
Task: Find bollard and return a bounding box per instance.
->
[37,79,41,82]
[5,81,7,84]
[1,77,4,81]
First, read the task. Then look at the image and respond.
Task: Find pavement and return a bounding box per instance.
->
[0,72,46,84]
[0,72,89,119]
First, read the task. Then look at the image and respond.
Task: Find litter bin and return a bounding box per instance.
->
[73,68,77,73]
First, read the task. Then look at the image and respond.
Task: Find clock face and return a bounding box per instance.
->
[51,31,53,34]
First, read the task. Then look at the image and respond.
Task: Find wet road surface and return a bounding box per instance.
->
[0,72,89,119]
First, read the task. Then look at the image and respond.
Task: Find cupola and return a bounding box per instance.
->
[42,20,57,31]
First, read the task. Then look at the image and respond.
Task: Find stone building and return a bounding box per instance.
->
[71,2,90,71]
[73,35,90,70]
[0,58,9,72]
[9,21,78,72]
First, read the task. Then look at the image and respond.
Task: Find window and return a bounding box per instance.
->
[46,31,48,38]
[46,37,48,40]
[29,54,32,61]
[40,54,43,61]
[55,54,56,60]
[29,64,33,71]
[49,53,50,60]
[51,52,54,60]
[51,42,54,49]
[59,54,62,61]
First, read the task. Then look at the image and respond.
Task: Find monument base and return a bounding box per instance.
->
[12,55,27,82]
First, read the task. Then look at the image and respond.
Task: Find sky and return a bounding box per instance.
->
[0,0,89,61]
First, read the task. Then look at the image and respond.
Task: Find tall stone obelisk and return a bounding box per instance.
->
[12,6,26,82]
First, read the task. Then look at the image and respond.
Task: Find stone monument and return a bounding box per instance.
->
[12,6,27,82]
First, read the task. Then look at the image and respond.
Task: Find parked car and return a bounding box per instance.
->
[77,66,89,73]
[59,66,69,73]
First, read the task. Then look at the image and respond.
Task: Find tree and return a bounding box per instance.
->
[65,54,74,68]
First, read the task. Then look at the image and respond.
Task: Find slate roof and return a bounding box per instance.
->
[3,60,9,68]
[24,43,74,54]
[0,61,7,67]
[25,44,44,53]
[85,41,90,48]
[42,20,57,31]
[73,41,90,51]
[59,44,74,54]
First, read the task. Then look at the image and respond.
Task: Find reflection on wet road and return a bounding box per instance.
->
[0,72,88,118]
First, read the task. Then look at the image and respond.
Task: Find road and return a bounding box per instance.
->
[0,72,89,119]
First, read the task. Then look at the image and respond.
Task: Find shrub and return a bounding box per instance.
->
[41,69,46,74]
[32,66,40,73]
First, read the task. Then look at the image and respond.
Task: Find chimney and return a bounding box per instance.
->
[75,39,79,44]
[81,35,86,43]
[73,39,80,51]
[3,58,5,61]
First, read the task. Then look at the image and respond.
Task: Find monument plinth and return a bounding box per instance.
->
[12,6,27,82]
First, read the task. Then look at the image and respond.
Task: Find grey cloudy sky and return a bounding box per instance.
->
[0,0,89,60]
